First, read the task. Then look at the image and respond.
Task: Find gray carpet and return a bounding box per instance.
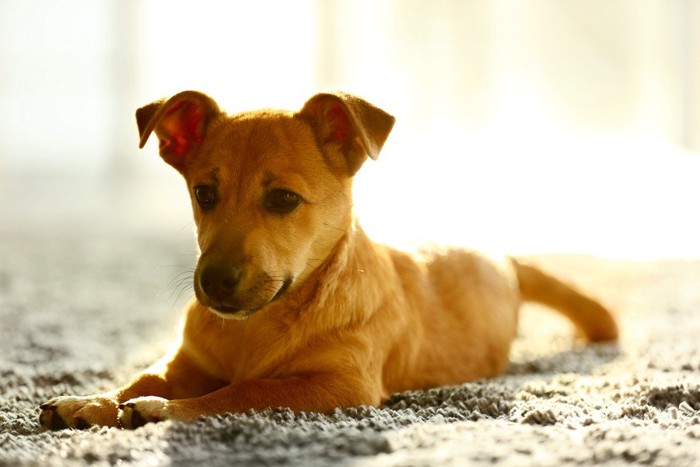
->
[2,229,700,466]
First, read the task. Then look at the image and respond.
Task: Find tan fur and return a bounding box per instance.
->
[39,91,618,430]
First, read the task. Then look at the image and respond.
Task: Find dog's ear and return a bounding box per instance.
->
[136,91,220,171]
[298,92,395,175]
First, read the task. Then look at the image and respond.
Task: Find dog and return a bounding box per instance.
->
[39,91,618,430]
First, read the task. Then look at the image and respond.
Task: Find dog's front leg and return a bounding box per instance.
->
[119,373,378,428]
[39,347,223,430]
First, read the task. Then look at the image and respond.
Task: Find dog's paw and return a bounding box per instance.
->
[39,395,119,430]
[118,396,170,429]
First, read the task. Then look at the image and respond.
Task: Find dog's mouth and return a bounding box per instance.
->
[206,276,294,320]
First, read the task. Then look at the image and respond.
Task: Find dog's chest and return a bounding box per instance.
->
[182,304,296,382]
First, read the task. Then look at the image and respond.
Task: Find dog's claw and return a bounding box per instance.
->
[128,408,148,429]
[74,416,91,430]
[119,401,146,429]
[118,402,146,428]
[39,405,69,431]
[118,396,169,429]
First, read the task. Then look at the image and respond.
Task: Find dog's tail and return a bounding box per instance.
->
[511,259,619,342]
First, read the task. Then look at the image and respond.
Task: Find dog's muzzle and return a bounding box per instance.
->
[194,260,294,319]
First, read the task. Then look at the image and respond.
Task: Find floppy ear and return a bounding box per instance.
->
[135,91,220,171]
[298,92,395,175]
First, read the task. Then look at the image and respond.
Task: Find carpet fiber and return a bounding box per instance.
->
[1,231,700,466]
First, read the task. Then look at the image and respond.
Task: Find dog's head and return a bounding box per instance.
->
[136,91,394,319]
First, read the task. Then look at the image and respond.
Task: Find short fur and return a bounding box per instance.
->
[39,91,618,430]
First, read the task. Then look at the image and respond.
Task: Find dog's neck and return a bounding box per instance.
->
[274,218,394,330]
[190,219,395,338]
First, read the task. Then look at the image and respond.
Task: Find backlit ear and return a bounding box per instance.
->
[298,92,395,175]
[135,91,220,171]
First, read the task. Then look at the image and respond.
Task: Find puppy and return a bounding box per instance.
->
[39,91,618,430]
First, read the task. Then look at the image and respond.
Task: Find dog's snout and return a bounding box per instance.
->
[198,262,242,302]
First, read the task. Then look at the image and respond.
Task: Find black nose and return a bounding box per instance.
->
[198,262,242,302]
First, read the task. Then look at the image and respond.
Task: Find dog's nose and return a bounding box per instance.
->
[198,262,242,302]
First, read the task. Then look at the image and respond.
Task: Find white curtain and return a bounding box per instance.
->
[0,0,698,256]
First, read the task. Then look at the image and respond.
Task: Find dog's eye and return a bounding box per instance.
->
[194,185,218,210]
[264,189,301,215]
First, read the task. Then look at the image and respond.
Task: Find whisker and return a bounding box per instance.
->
[157,267,196,308]
[165,270,194,287]
[175,221,196,237]
[172,280,194,306]
[164,270,195,291]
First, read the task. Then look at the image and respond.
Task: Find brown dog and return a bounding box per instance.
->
[39,91,618,430]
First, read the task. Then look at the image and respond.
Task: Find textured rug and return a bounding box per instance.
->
[1,230,700,466]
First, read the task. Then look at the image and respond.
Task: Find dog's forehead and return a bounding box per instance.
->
[214,109,307,154]
[187,109,325,192]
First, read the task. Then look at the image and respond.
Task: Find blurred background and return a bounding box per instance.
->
[1,0,699,259]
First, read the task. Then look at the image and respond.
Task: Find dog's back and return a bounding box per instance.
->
[377,246,617,395]
[376,247,517,393]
